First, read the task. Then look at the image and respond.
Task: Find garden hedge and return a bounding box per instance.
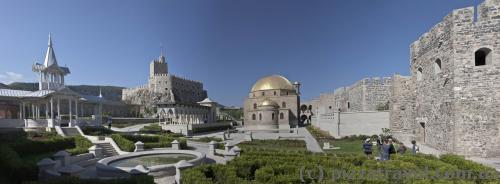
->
[181,140,500,184]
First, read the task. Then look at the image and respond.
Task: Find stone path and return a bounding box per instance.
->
[468,157,500,171]
[400,140,500,171]
[297,127,324,153]
[110,123,155,132]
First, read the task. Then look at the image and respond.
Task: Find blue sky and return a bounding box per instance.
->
[0,0,480,106]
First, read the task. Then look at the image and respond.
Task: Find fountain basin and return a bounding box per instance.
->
[96,150,205,177]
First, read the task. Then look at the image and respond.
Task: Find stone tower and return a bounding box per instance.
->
[148,49,169,93]
[390,0,500,157]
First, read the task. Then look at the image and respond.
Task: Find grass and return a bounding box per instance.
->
[239,140,307,152]
[305,125,380,155]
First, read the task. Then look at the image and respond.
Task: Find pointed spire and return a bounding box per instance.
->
[159,44,166,63]
[48,33,52,46]
[44,33,58,67]
[160,44,164,57]
[98,88,102,98]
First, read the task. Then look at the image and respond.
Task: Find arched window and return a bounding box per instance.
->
[273,91,277,96]
[272,113,274,120]
[417,67,423,81]
[253,103,257,109]
[475,48,492,66]
[434,59,441,74]
[259,113,262,120]
[347,102,350,109]
[282,102,286,108]
[252,114,256,120]
[261,92,265,96]
[280,112,284,119]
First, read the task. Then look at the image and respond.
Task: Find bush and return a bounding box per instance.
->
[10,136,75,156]
[139,124,164,134]
[111,134,135,152]
[121,134,159,143]
[114,134,187,150]
[67,136,94,155]
[192,124,232,134]
[81,126,115,136]
[181,140,499,184]
[0,144,38,183]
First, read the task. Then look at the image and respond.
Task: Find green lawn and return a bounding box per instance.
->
[239,140,307,152]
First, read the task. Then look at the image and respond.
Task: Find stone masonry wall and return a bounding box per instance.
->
[391,0,500,157]
[451,0,500,157]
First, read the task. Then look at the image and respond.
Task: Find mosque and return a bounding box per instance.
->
[243,75,300,130]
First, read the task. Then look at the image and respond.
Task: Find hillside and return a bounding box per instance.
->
[0,83,11,89]
[7,82,124,101]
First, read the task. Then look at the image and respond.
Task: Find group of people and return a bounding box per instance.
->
[362,137,420,161]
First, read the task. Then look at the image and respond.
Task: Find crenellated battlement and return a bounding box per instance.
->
[410,0,500,60]
[171,74,203,85]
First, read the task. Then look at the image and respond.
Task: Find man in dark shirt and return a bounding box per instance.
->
[363,138,373,158]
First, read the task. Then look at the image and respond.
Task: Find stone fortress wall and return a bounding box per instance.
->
[122,54,207,106]
[312,77,392,113]
[390,0,500,157]
[305,77,392,138]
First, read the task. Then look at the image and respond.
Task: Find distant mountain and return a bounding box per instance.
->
[0,83,11,89]
[8,82,37,91]
[7,82,125,101]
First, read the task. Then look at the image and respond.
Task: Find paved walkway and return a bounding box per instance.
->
[110,123,155,132]
[298,127,324,153]
[401,140,500,171]
[468,157,500,171]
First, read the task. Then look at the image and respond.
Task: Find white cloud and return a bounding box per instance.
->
[0,71,24,84]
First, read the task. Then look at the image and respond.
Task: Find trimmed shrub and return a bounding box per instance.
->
[192,124,232,134]
[67,136,94,155]
[10,136,75,156]
[81,126,114,136]
[0,144,38,183]
[139,124,164,134]
[111,134,135,152]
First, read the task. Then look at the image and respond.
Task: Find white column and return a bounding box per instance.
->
[22,102,25,119]
[75,99,78,120]
[18,103,22,119]
[50,98,54,119]
[69,99,72,122]
[31,104,34,119]
[57,98,60,120]
[45,102,49,119]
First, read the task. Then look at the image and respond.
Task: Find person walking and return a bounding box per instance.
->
[363,138,373,158]
[388,138,396,155]
[107,119,112,129]
[397,142,407,154]
[411,140,420,154]
[381,139,391,161]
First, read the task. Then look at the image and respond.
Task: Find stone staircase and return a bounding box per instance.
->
[61,127,81,137]
[95,142,118,157]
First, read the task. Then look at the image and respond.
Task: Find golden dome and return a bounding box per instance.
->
[251,75,294,92]
[260,98,278,107]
